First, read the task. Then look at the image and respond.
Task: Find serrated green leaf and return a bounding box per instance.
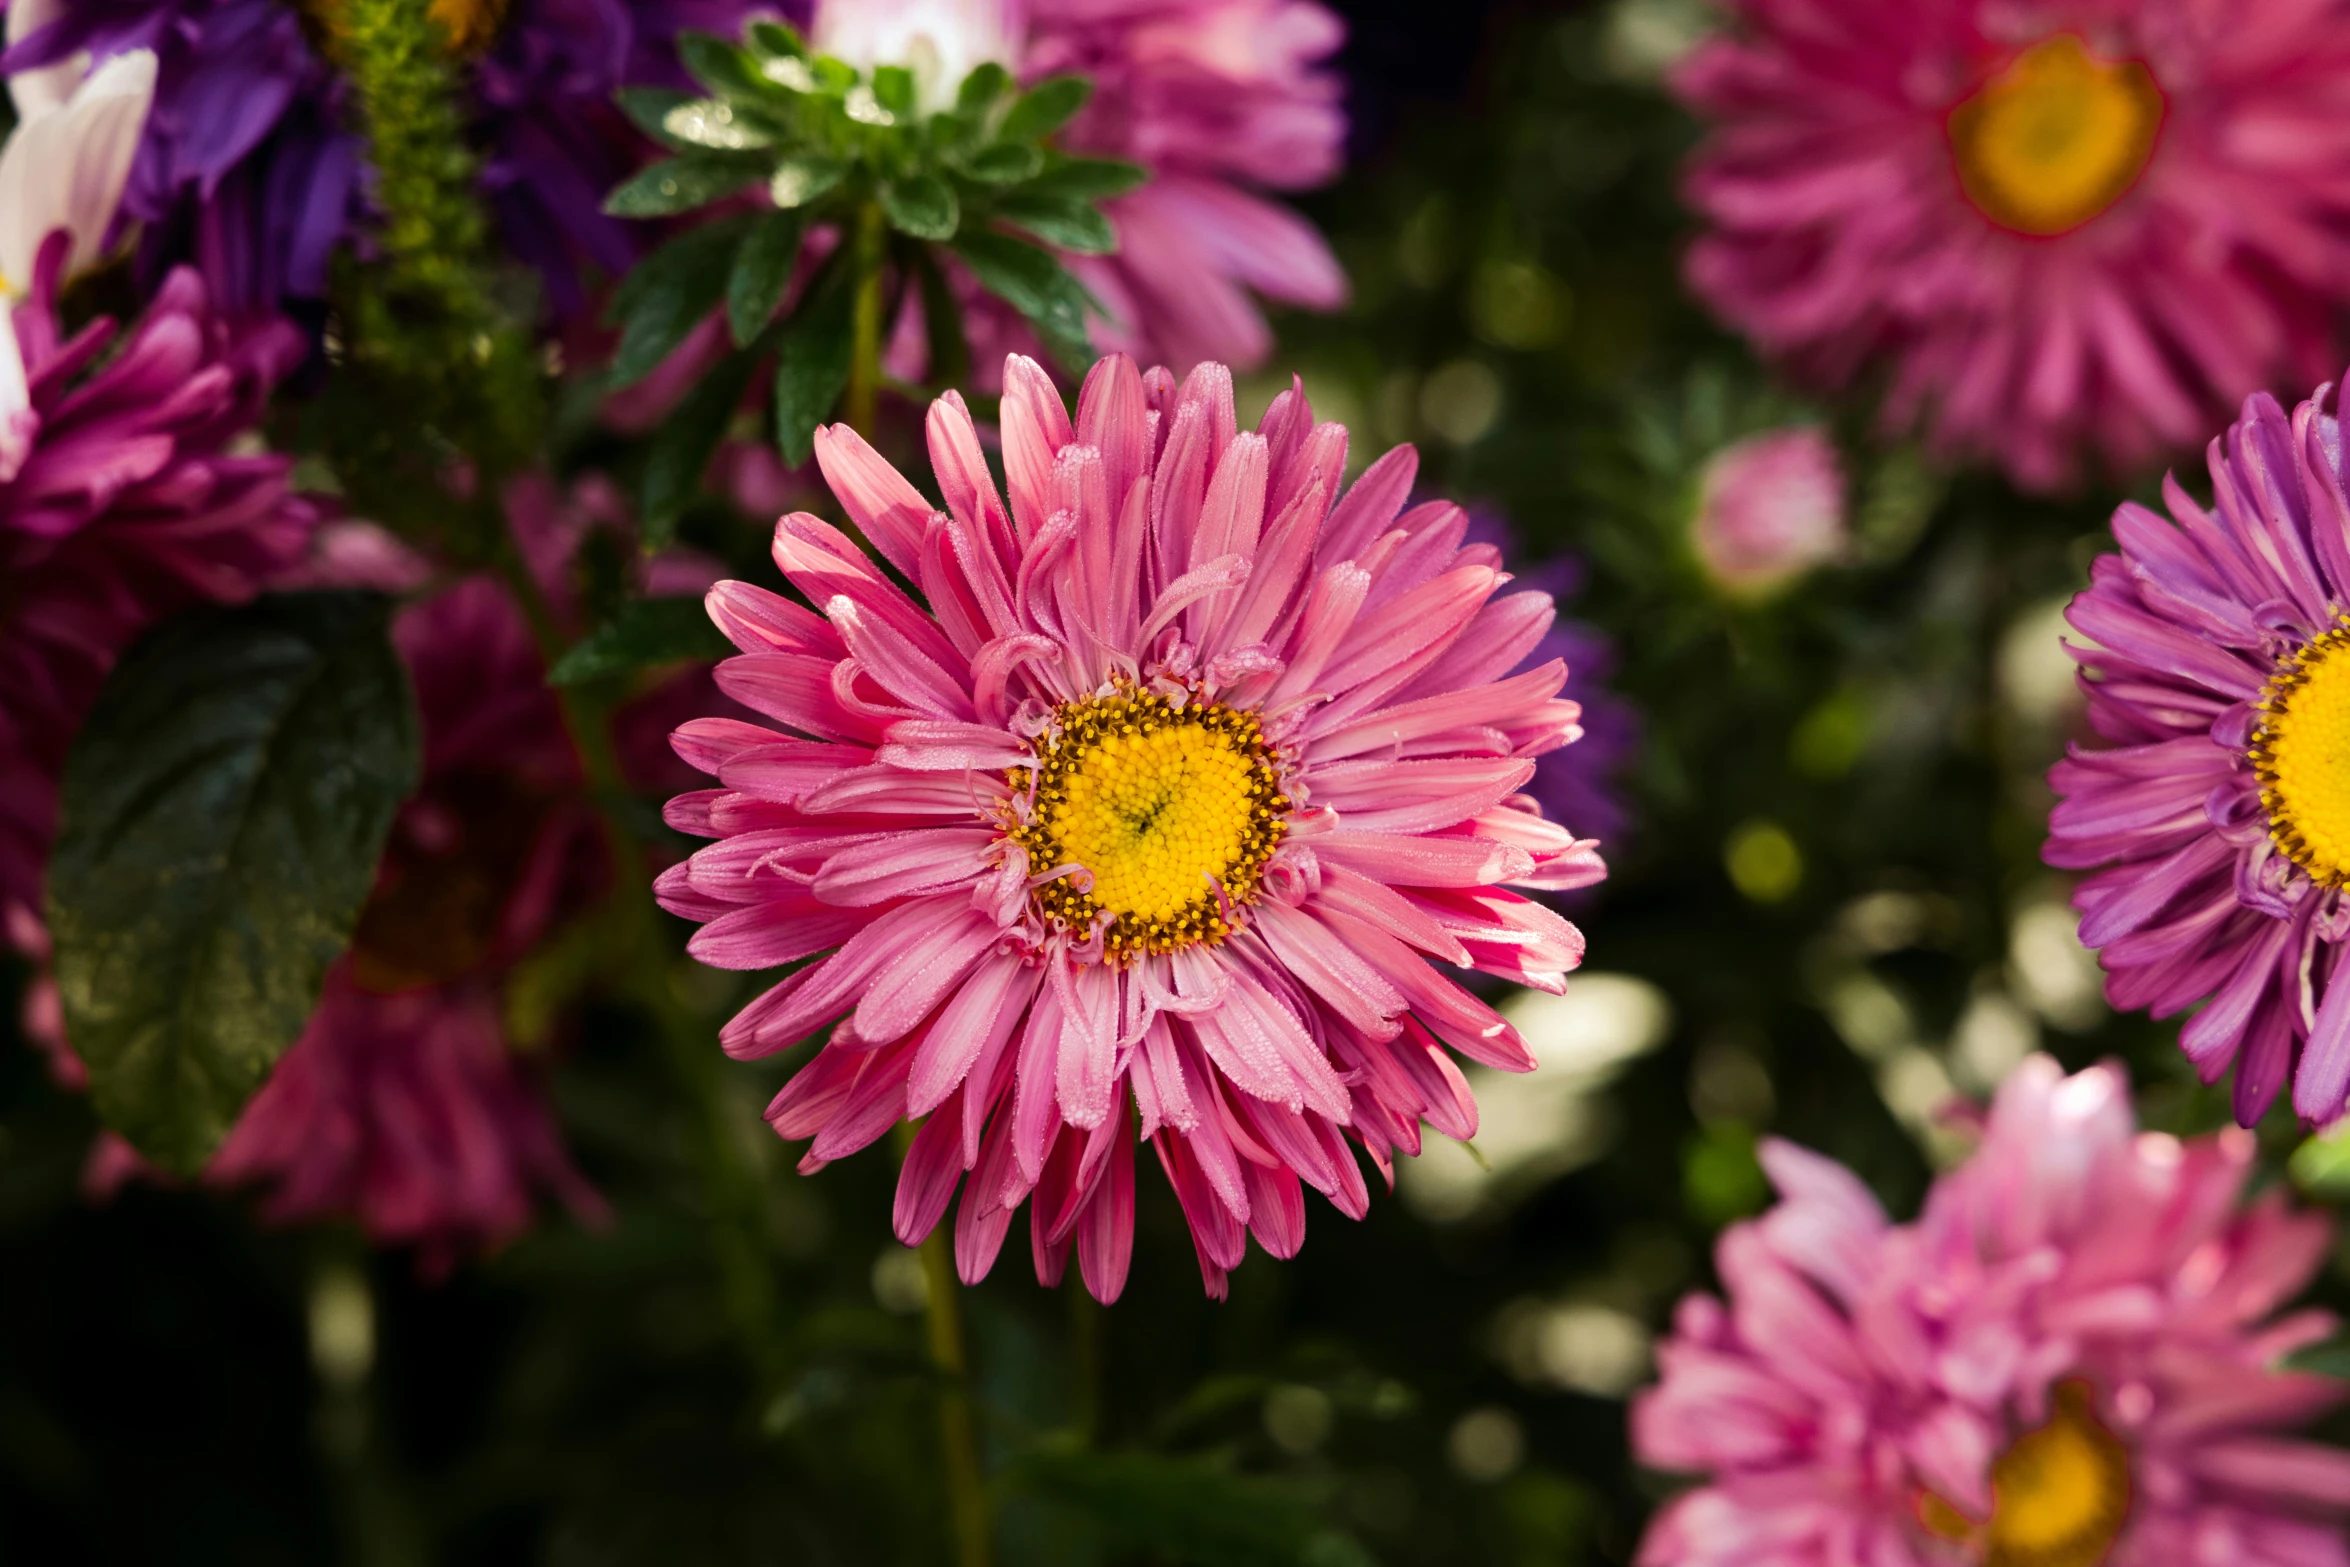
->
[727,209,806,347]
[995,191,1116,254]
[768,155,846,210]
[548,596,732,688]
[1027,156,1149,201]
[1011,1451,1376,1567]
[48,593,420,1176]
[871,64,916,119]
[998,75,1091,144]
[677,30,762,96]
[773,278,856,466]
[615,86,695,149]
[961,143,1043,184]
[604,151,767,218]
[951,229,1098,371]
[956,60,1010,117]
[881,174,960,241]
[643,347,760,544]
[606,217,749,387]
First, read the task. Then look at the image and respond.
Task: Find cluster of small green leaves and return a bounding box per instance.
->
[602,20,1145,534]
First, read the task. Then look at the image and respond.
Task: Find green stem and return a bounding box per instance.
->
[844,200,888,440]
[918,1220,993,1567]
[1069,1280,1102,1448]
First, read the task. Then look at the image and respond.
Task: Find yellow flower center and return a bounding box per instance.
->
[1011,688,1289,957]
[1917,1383,2132,1567]
[1946,35,2165,237]
[2254,621,2350,886]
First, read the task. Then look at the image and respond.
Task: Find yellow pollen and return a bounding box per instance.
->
[1947,35,2165,237]
[1009,687,1288,958]
[426,0,511,53]
[2253,621,2350,886]
[1918,1384,2131,1567]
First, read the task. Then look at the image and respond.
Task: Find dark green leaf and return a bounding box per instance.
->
[2286,1336,2350,1379]
[604,152,767,218]
[768,155,846,210]
[994,192,1116,254]
[999,75,1091,144]
[1012,1451,1376,1567]
[643,346,761,545]
[951,229,1098,371]
[47,593,420,1176]
[607,218,750,388]
[773,277,856,466]
[956,61,1010,117]
[960,143,1043,184]
[549,597,732,687]
[615,86,694,149]
[871,65,915,120]
[727,209,806,348]
[1027,156,1149,201]
[880,174,959,241]
[676,30,762,96]
[744,18,805,59]
[909,243,970,393]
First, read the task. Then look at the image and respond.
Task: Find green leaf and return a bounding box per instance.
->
[2285,1335,2350,1379]
[744,18,805,60]
[676,30,762,96]
[608,218,749,387]
[548,596,731,687]
[615,86,694,149]
[768,155,846,210]
[994,191,1116,254]
[659,96,774,151]
[604,151,767,218]
[643,347,761,545]
[998,74,1092,144]
[871,64,916,120]
[1027,156,1149,201]
[909,243,970,394]
[47,593,421,1176]
[1012,1451,1376,1567]
[960,142,1043,184]
[727,209,806,348]
[955,61,1010,117]
[2292,1121,2350,1196]
[881,173,960,241]
[951,229,1098,371]
[773,277,856,466]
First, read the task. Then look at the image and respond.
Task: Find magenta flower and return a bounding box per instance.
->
[0,237,316,931]
[2045,376,2350,1125]
[1689,428,1845,598]
[1029,0,1350,372]
[198,572,613,1269]
[658,352,1602,1301]
[1671,3,2350,490]
[1634,1055,2350,1567]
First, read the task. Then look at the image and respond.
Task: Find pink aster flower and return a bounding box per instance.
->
[1689,427,1846,598]
[1671,2,2350,490]
[2046,375,2350,1125]
[0,234,316,937]
[658,352,1604,1302]
[1634,1055,2350,1567]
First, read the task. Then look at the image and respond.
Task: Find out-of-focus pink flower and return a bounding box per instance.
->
[1688,427,1845,597]
[0,236,317,935]
[657,352,1603,1302]
[1633,1055,2350,1567]
[1671,4,2350,490]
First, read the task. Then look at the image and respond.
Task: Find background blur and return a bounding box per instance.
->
[5,1,2339,1562]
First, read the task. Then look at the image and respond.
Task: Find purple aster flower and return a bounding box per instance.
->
[2,0,363,316]
[2049,373,2350,1126]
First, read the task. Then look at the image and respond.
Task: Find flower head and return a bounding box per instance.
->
[0,40,154,294]
[1634,1055,2350,1567]
[0,236,316,925]
[2045,374,2350,1125]
[1689,427,1846,598]
[2,0,362,315]
[811,0,1021,113]
[1671,3,2350,489]
[660,352,1603,1301]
